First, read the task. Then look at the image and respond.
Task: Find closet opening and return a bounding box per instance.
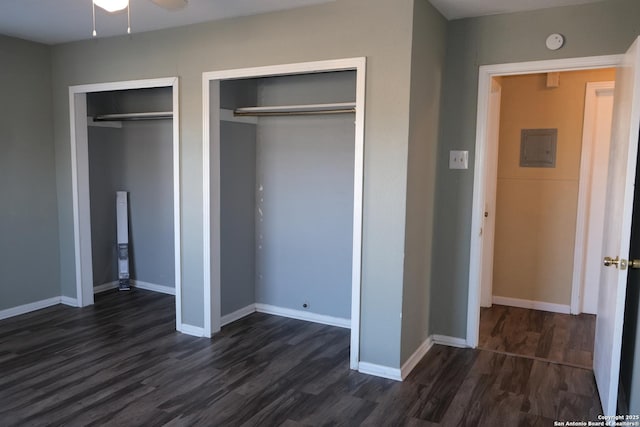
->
[203,58,366,370]
[69,77,181,331]
[87,86,175,296]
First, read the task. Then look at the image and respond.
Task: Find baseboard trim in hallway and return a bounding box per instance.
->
[492,296,570,314]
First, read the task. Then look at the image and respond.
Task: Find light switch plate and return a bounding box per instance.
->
[449,150,469,169]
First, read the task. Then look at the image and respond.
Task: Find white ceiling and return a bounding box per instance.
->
[0,0,608,45]
[0,0,336,45]
[429,0,605,20]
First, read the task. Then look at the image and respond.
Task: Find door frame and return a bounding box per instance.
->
[479,78,502,307]
[202,58,366,370]
[572,81,616,315]
[467,55,622,348]
[68,77,182,331]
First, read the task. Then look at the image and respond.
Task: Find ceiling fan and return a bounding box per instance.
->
[92,0,188,36]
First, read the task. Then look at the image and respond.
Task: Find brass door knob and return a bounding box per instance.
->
[604,256,619,267]
[604,256,628,270]
[630,259,640,269]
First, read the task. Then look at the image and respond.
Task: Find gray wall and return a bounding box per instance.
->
[51,0,415,368]
[220,121,257,316]
[88,87,173,116]
[255,73,355,318]
[88,126,120,285]
[219,72,355,319]
[400,0,446,364]
[220,79,258,110]
[257,72,356,105]
[430,0,640,338]
[88,119,175,288]
[0,36,60,310]
[255,114,354,318]
[219,80,258,316]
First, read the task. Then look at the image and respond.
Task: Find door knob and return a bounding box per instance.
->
[604,256,628,270]
[630,259,640,269]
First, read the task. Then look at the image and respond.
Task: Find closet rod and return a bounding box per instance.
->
[93,111,173,121]
[234,109,355,117]
[233,102,356,117]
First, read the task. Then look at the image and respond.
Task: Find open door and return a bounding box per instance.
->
[594,36,640,416]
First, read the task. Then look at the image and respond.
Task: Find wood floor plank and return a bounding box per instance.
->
[479,304,595,368]
[0,290,602,426]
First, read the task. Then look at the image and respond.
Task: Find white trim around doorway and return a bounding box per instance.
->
[467,55,623,348]
[202,58,366,371]
[68,77,182,331]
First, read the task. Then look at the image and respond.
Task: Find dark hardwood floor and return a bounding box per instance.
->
[0,290,601,426]
[478,304,596,369]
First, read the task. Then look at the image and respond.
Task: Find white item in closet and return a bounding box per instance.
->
[116,191,130,291]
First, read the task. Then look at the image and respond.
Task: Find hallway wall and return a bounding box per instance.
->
[493,69,615,306]
[431,0,640,338]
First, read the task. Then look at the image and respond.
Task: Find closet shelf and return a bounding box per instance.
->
[93,111,173,122]
[234,102,356,117]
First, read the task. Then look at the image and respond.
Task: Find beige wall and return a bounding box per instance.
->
[493,68,615,305]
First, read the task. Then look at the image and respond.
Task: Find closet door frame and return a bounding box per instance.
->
[68,77,182,331]
[203,58,366,370]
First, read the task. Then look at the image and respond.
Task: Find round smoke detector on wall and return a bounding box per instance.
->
[546,33,565,51]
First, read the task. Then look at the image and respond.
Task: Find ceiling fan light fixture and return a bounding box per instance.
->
[91,0,131,37]
[93,0,129,13]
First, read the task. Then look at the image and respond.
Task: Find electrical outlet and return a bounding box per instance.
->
[449,150,469,169]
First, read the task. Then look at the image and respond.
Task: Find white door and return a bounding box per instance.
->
[594,36,640,416]
[581,83,615,314]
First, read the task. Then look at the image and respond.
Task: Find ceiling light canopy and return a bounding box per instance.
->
[93,0,129,13]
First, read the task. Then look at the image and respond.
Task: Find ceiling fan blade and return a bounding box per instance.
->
[150,0,188,11]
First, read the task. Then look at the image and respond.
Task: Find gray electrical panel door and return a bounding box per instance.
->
[520,128,558,168]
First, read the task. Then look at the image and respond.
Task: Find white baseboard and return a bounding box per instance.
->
[60,296,79,307]
[221,304,256,326]
[398,335,469,380]
[432,334,468,348]
[0,297,61,321]
[132,280,175,296]
[358,362,402,381]
[492,296,570,314]
[94,280,175,296]
[255,303,350,329]
[178,324,205,337]
[401,336,434,379]
[94,281,118,294]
